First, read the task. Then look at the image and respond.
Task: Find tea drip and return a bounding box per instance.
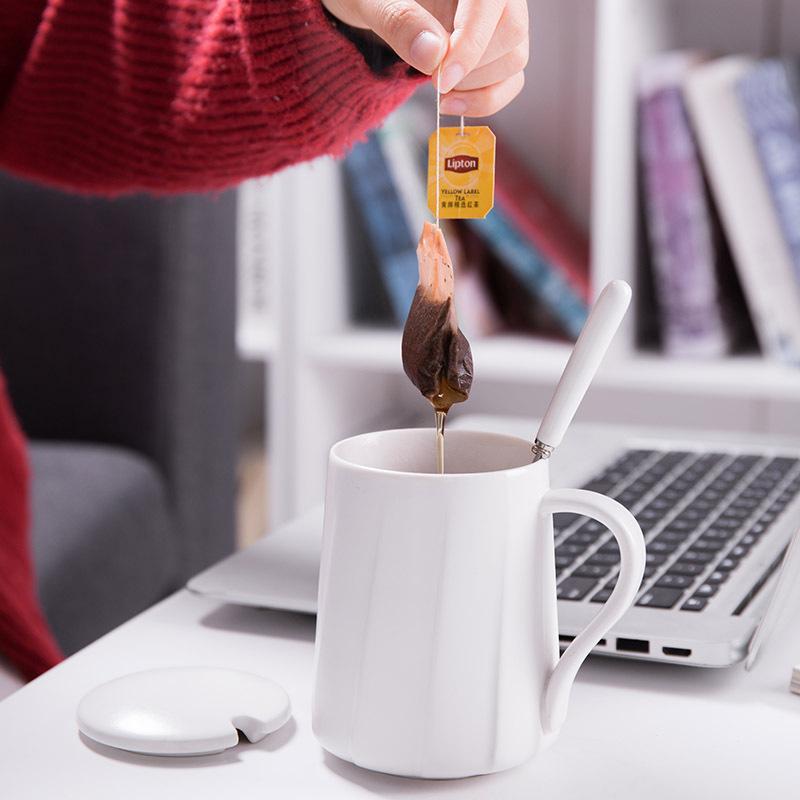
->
[401,222,473,473]
[434,409,446,474]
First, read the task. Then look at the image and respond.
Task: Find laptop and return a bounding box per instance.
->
[188,415,800,668]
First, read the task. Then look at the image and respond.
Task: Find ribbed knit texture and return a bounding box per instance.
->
[0,365,63,681]
[0,0,424,194]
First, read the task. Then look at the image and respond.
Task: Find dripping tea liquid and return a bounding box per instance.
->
[435,410,446,474]
[430,379,467,475]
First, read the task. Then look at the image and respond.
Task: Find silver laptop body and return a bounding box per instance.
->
[189,416,800,668]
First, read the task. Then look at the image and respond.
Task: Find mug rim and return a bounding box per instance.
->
[329,427,543,478]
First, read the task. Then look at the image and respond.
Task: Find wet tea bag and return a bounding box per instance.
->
[402,221,473,472]
[403,95,492,472]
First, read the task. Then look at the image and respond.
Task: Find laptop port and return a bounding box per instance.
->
[662,646,692,658]
[560,636,607,646]
[616,637,650,654]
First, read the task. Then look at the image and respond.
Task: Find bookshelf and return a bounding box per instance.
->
[238,0,800,527]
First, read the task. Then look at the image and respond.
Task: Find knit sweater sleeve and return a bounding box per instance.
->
[0,1,425,195]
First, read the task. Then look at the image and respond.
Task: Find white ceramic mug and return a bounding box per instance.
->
[312,428,645,779]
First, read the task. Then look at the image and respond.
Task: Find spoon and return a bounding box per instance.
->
[531,280,632,462]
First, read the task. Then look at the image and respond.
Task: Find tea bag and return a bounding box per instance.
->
[402,222,473,471]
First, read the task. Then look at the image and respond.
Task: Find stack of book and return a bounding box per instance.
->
[341,105,591,343]
[791,665,800,695]
[637,52,800,365]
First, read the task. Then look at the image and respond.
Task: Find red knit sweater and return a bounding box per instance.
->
[0,367,63,681]
[0,0,424,195]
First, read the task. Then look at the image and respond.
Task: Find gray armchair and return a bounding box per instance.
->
[0,174,238,655]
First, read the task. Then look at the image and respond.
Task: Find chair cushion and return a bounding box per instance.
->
[30,442,178,655]
[0,366,63,680]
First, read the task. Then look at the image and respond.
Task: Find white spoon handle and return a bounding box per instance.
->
[533,280,631,459]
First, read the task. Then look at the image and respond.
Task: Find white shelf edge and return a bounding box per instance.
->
[305,328,800,399]
[306,329,574,380]
[236,326,278,361]
[611,353,800,400]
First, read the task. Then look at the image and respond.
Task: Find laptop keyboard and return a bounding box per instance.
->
[554,449,800,612]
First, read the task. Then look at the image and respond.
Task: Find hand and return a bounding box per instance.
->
[321,0,529,117]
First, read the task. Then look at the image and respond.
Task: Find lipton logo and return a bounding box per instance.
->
[445,155,478,174]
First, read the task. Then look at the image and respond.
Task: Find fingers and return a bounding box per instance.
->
[440,70,526,118]
[322,0,449,74]
[444,39,529,93]
[437,0,528,94]
[322,0,530,116]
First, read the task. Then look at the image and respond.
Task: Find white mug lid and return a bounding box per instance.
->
[77,666,291,756]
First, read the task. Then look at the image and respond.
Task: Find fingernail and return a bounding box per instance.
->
[440,96,467,116]
[438,63,465,94]
[409,30,445,74]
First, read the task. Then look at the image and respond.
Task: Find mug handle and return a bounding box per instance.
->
[539,488,646,734]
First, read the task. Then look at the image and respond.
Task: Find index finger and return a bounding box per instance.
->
[437,0,509,94]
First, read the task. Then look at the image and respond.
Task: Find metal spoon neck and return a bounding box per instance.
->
[531,439,555,463]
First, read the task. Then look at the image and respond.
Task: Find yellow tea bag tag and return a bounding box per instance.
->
[427,126,495,219]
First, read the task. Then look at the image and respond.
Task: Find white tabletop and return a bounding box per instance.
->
[2,566,800,798]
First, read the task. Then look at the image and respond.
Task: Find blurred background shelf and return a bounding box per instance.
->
[307,330,573,378]
[308,329,800,399]
[235,0,800,532]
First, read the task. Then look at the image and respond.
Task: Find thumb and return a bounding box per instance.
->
[331,1,449,75]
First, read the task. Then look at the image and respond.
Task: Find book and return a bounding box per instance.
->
[376,104,430,240]
[463,137,592,341]
[346,103,507,338]
[342,133,419,326]
[683,56,800,365]
[737,59,800,294]
[792,664,800,695]
[346,108,592,340]
[464,208,589,340]
[236,177,275,358]
[637,51,747,358]
[493,140,592,307]
[341,171,398,328]
[378,102,507,338]
[457,224,576,340]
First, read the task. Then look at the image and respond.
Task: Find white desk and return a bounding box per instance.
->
[2,564,800,798]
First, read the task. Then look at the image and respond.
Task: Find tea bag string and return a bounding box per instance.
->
[435,70,441,228]
[433,74,466,475]
[435,69,465,229]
